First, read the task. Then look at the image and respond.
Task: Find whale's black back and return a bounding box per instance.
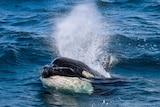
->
[52,57,104,78]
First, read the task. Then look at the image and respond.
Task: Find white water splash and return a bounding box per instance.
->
[53,4,111,78]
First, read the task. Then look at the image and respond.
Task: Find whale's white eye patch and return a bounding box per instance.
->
[82,70,94,78]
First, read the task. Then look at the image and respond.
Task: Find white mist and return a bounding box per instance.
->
[52,4,111,78]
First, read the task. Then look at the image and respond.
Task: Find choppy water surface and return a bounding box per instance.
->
[0,0,160,106]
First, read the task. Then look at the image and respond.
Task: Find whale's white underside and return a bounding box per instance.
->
[40,76,93,94]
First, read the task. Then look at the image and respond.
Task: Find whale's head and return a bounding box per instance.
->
[40,57,96,94]
[40,57,98,94]
[41,64,84,78]
[41,57,96,79]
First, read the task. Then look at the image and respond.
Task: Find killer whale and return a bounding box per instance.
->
[40,57,111,94]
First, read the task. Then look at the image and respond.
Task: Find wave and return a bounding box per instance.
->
[97,0,127,4]
[0,34,54,67]
[11,19,39,26]
[107,34,160,67]
[97,0,160,16]
[97,0,145,4]
[144,4,160,12]
[117,53,160,67]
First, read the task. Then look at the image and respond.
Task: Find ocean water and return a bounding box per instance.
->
[0,0,160,107]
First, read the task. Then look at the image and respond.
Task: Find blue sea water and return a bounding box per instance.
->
[0,0,160,107]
